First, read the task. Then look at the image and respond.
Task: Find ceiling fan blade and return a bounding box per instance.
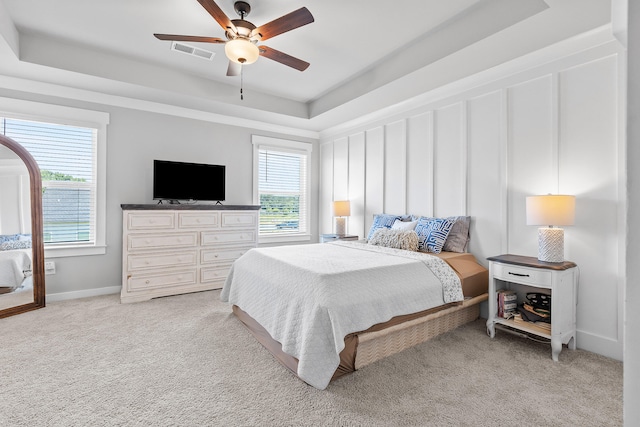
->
[252,7,314,41]
[197,0,237,34]
[154,34,226,44]
[259,45,310,71]
[226,61,241,77]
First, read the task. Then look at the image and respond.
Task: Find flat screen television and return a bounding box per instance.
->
[153,160,225,202]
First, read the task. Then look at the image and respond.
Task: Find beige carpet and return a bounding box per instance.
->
[0,290,622,426]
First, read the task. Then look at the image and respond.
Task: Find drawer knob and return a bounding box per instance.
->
[214,254,219,258]
[145,280,150,284]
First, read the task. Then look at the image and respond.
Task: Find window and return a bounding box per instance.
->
[0,98,109,257]
[252,135,312,243]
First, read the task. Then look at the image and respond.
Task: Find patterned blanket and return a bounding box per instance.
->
[221,241,463,389]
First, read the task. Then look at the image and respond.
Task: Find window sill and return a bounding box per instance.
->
[44,244,107,258]
[259,234,311,245]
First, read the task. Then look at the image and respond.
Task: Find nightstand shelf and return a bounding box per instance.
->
[320,234,359,243]
[486,254,578,361]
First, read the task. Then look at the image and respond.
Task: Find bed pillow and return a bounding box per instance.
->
[414,217,455,253]
[366,214,404,240]
[0,239,32,251]
[443,216,471,253]
[368,228,419,251]
[391,219,418,231]
[0,234,19,244]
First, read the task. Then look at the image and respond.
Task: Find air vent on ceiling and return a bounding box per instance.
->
[171,42,215,61]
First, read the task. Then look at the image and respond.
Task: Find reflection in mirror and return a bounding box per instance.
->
[0,144,33,308]
[0,135,44,318]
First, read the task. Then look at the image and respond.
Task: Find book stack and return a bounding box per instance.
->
[513,313,551,334]
[497,289,518,319]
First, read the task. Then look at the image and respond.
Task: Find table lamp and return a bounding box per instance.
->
[526,195,575,263]
[332,200,350,235]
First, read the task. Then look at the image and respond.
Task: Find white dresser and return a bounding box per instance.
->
[121,204,259,303]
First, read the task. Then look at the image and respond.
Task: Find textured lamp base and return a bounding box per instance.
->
[335,217,346,235]
[538,227,564,262]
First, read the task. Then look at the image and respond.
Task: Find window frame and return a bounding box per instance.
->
[252,135,312,244]
[0,97,109,258]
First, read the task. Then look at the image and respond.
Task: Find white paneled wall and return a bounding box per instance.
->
[319,43,624,360]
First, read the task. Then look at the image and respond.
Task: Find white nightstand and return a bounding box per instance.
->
[486,254,578,361]
[320,234,359,243]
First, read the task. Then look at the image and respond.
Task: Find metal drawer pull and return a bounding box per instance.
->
[509,272,530,277]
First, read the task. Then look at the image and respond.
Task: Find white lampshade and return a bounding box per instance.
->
[332,200,350,235]
[332,200,351,217]
[526,195,575,263]
[526,195,575,226]
[225,39,260,65]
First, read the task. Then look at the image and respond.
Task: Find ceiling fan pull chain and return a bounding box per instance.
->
[240,66,244,100]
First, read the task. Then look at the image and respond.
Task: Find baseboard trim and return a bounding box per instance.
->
[47,286,121,302]
[576,330,623,361]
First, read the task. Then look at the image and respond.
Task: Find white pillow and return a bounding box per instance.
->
[391,219,418,231]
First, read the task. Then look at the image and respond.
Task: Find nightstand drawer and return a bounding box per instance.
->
[492,263,552,287]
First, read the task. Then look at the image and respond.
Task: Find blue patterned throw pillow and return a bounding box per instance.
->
[414,217,455,253]
[366,214,404,241]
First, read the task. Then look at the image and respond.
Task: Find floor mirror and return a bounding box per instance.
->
[0,134,45,318]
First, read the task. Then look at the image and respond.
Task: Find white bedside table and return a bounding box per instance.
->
[486,254,578,361]
[320,234,359,243]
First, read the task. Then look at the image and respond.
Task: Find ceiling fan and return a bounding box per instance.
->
[154,0,314,77]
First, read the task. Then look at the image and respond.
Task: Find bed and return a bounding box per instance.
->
[221,220,489,389]
[0,247,34,310]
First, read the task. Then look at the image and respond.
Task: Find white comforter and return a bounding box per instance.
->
[221,241,463,389]
[0,249,31,289]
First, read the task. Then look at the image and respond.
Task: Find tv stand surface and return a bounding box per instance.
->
[120,204,260,303]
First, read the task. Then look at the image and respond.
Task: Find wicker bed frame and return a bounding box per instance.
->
[353,293,487,370]
[233,293,487,384]
[231,250,489,385]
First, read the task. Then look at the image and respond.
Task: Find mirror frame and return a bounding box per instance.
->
[0,134,45,318]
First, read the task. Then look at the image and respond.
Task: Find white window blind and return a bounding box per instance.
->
[1,117,97,246]
[257,146,309,236]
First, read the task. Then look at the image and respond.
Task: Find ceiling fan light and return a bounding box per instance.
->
[225,39,259,65]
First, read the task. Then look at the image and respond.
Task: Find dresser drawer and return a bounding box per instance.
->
[127,212,175,230]
[128,232,198,250]
[493,263,552,287]
[128,250,197,271]
[221,212,257,228]
[200,266,232,283]
[178,212,219,228]
[201,247,251,264]
[201,230,255,246]
[127,270,197,291]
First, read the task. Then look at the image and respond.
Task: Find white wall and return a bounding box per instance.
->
[320,40,625,360]
[625,0,640,423]
[0,92,319,299]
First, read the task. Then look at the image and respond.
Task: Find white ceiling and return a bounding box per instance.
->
[0,0,611,133]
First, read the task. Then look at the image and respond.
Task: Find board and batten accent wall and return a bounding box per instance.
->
[320,41,625,360]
